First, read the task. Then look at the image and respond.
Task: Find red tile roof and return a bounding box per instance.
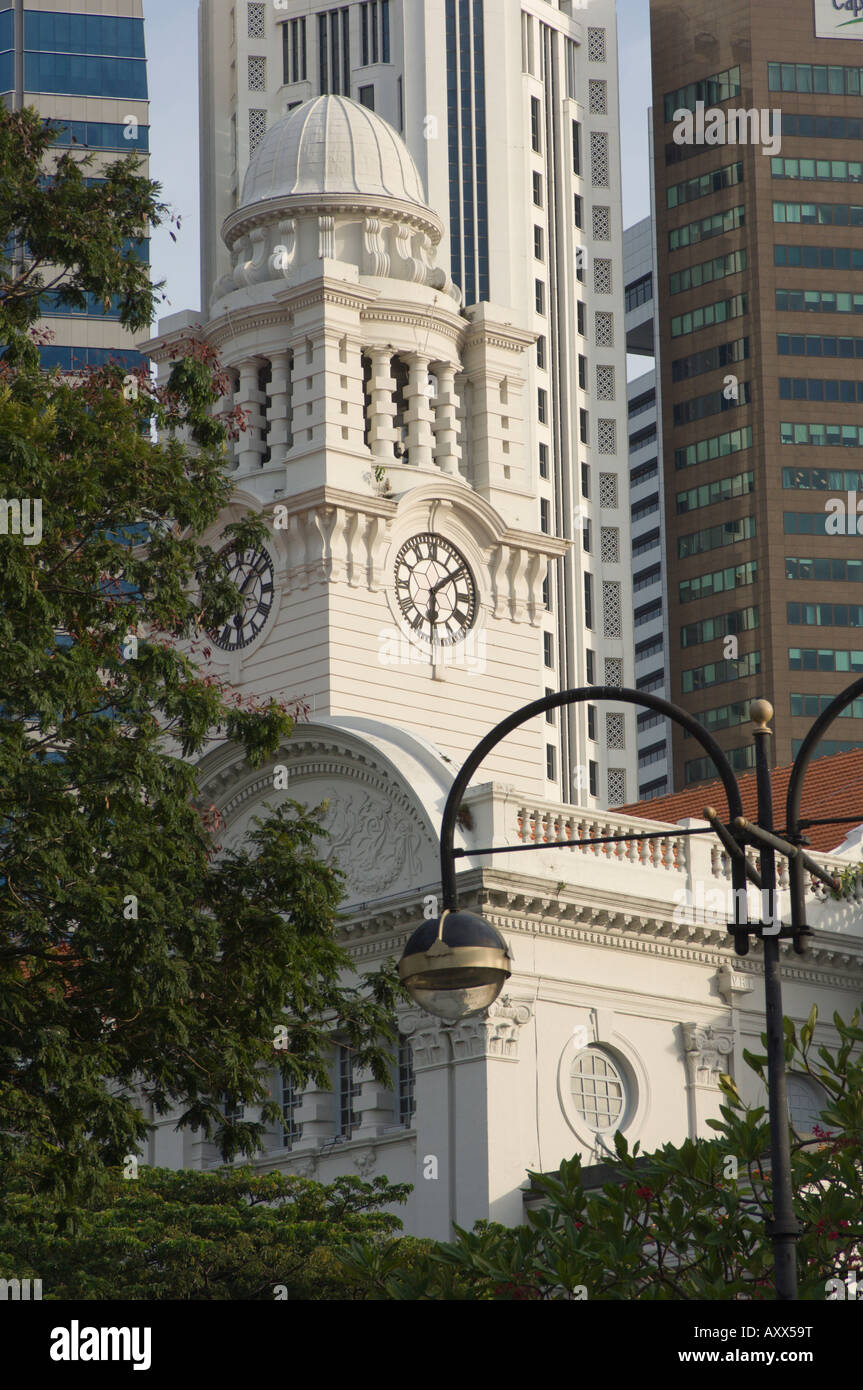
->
[624,747,863,853]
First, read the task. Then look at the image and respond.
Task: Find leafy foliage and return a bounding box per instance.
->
[0,108,400,1212]
[0,1167,415,1300]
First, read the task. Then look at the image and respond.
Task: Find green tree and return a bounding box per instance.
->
[0,107,400,1213]
[341,1005,863,1300]
[0,1167,417,1300]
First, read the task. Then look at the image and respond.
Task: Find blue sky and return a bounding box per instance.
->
[143,0,653,319]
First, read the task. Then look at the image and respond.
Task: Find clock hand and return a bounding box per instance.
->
[431,567,466,596]
[232,565,260,626]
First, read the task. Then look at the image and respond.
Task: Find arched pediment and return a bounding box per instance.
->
[195,718,454,907]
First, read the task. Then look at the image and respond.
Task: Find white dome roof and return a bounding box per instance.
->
[240,95,428,209]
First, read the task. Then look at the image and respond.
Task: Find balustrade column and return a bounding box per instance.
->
[366,347,397,459]
[432,362,462,476]
[405,352,435,469]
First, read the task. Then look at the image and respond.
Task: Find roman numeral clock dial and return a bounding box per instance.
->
[208,544,275,652]
[394,533,477,647]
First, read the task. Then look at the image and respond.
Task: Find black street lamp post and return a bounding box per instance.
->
[398,684,859,1301]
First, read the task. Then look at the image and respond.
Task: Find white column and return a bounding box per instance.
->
[405,352,435,469]
[267,349,292,465]
[236,357,266,473]
[367,346,397,459]
[432,362,462,476]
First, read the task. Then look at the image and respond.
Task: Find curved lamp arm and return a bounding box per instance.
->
[439,686,745,915]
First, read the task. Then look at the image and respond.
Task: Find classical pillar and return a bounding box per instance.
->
[366,346,397,460]
[235,357,267,473]
[432,362,462,476]
[266,349,293,465]
[681,1023,736,1140]
[404,352,435,469]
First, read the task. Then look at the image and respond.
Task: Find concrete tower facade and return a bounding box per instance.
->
[197,0,637,810]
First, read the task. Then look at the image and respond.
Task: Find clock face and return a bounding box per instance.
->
[394,533,477,647]
[208,544,275,651]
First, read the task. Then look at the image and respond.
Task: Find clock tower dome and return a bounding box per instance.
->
[147,96,566,791]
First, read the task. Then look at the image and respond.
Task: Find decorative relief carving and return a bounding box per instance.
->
[320,788,426,898]
[318,214,335,259]
[392,224,425,284]
[449,996,532,1061]
[681,1023,735,1085]
[278,505,393,590]
[363,217,391,278]
[716,964,756,1004]
[352,1147,378,1177]
[290,1154,319,1179]
[399,1012,447,1070]
[270,217,296,277]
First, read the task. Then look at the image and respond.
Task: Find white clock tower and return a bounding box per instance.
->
[149,95,567,791]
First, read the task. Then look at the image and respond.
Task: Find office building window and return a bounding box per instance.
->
[543,571,553,611]
[539,442,550,478]
[538,387,548,423]
[589,760,598,796]
[540,498,551,533]
[586,649,596,684]
[546,745,557,781]
[584,573,594,630]
[574,194,584,229]
[546,688,555,723]
[582,518,591,552]
[581,462,591,498]
[573,119,582,176]
[531,96,542,153]
[578,354,587,390]
[580,409,589,444]
[536,279,546,314]
[544,631,554,667]
[396,1034,414,1126]
[361,1,391,65]
[578,300,586,336]
[536,334,546,369]
[533,171,544,206]
[319,7,350,95]
[284,17,308,83]
[359,84,375,109]
[768,61,863,96]
[588,705,597,741]
[281,1075,303,1149]
[337,1045,359,1137]
[534,225,545,260]
[223,1093,245,1125]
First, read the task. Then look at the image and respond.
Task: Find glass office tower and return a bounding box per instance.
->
[1,2,150,374]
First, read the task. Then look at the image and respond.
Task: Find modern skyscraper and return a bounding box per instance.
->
[197,0,637,808]
[625,213,672,799]
[1,1,150,375]
[651,0,863,786]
